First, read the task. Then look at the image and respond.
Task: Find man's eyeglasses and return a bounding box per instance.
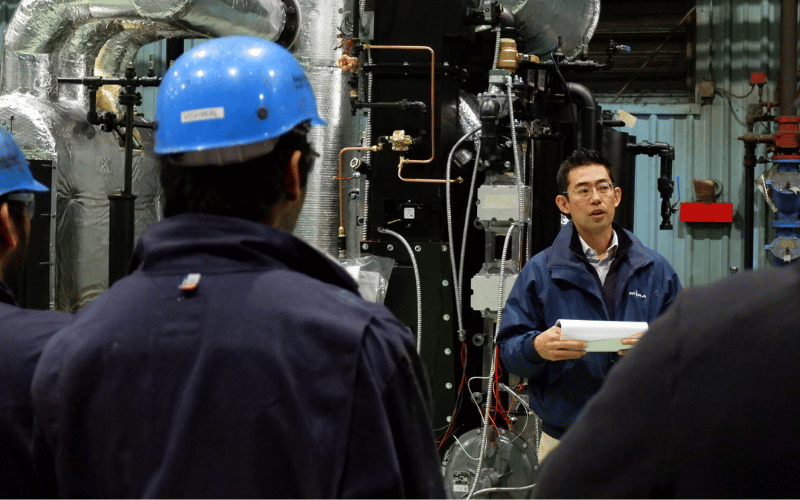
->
[563,182,615,199]
[6,192,36,217]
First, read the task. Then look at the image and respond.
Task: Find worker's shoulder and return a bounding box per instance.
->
[256,266,407,329]
[684,263,800,306]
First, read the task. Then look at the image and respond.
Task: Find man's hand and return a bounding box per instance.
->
[534,325,588,361]
[618,332,643,355]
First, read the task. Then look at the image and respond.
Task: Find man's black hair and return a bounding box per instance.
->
[160,125,315,222]
[556,148,615,196]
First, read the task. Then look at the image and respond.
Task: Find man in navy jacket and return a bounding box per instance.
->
[0,128,71,498]
[497,149,681,461]
[535,263,800,498]
[31,37,444,498]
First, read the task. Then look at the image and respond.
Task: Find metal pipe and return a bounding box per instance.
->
[566,82,598,151]
[397,157,462,183]
[738,120,775,270]
[338,145,380,232]
[363,44,446,182]
[743,142,757,269]
[780,0,798,115]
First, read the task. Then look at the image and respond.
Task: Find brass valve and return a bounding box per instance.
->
[497,38,539,71]
[337,54,359,73]
[390,130,414,151]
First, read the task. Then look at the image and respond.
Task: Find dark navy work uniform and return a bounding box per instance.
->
[0,282,70,498]
[31,214,445,498]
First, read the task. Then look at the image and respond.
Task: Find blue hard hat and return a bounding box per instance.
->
[0,129,48,197]
[154,36,326,159]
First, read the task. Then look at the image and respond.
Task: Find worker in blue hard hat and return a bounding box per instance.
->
[31,36,445,498]
[0,128,71,498]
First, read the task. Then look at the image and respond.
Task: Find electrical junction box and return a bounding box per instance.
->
[476,184,531,224]
[471,271,518,313]
[697,80,716,99]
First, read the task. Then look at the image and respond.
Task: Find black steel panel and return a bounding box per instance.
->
[16,159,53,310]
[363,240,457,433]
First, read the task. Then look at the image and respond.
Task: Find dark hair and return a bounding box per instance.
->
[556,148,615,195]
[160,127,315,222]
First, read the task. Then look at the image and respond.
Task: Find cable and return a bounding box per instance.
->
[360,48,375,241]
[459,147,482,338]
[376,227,422,353]
[611,5,697,103]
[467,222,518,499]
[445,127,482,342]
[507,74,526,252]
[550,55,578,148]
[472,484,536,496]
[467,77,527,498]
[360,179,370,241]
[452,434,482,462]
[716,84,756,100]
[441,129,481,449]
[437,342,470,448]
[492,27,502,70]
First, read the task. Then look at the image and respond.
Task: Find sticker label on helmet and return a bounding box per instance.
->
[181,107,225,123]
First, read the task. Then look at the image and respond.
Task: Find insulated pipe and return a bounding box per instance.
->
[4,0,290,53]
[59,21,196,107]
[780,0,798,115]
[0,0,298,309]
[2,0,295,98]
[489,0,600,60]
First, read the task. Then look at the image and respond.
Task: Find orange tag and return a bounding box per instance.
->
[179,273,201,291]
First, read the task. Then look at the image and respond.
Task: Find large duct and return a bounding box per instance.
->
[497,0,600,60]
[0,0,299,311]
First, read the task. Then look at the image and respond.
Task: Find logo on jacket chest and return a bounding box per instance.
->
[628,290,647,299]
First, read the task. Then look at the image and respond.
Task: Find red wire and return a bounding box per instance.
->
[436,342,469,449]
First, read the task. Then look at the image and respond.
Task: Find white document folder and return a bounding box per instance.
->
[556,319,649,352]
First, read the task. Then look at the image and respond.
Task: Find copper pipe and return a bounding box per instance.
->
[397,157,462,184]
[363,44,458,184]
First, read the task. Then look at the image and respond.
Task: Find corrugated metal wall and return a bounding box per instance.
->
[0,0,789,287]
[603,0,782,287]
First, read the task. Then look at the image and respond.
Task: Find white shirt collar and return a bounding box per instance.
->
[579,229,618,261]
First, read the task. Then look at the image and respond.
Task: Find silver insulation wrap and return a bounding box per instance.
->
[0,0,293,311]
[498,0,600,60]
[291,0,360,256]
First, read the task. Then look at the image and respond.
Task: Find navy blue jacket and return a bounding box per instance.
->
[31,214,445,498]
[0,282,70,498]
[497,222,681,438]
[535,263,800,498]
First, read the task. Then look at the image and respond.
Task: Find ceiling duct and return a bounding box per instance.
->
[497,0,600,60]
[0,0,299,310]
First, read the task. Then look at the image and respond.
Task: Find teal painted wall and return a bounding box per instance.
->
[603,0,784,287]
